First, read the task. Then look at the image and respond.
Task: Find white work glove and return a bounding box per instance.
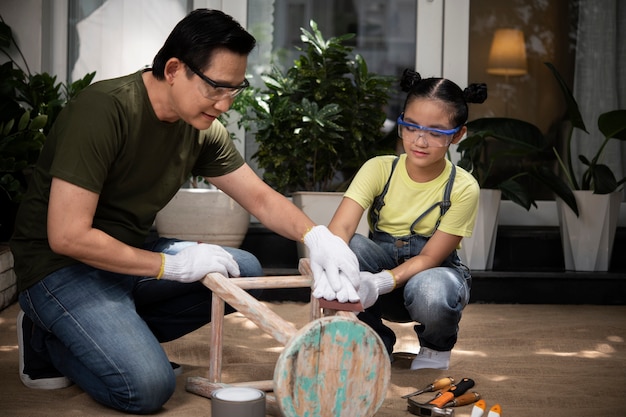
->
[358,271,396,309]
[159,243,240,283]
[304,225,360,303]
[311,272,336,301]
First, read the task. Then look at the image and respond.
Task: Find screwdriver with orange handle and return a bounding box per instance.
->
[401,376,455,399]
[428,378,475,408]
[443,391,481,408]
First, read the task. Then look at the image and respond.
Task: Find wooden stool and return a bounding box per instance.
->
[186,259,391,417]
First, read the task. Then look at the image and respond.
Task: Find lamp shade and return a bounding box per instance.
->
[487,29,528,76]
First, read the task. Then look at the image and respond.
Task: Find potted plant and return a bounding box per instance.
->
[457,117,559,209]
[249,20,395,194]
[0,17,95,242]
[455,116,573,270]
[540,62,626,271]
[237,21,394,255]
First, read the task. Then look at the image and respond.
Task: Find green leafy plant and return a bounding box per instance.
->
[458,62,626,217]
[246,20,394,194]
[457,117,573,210]
[0,17,94,239]
[543,62,626,198]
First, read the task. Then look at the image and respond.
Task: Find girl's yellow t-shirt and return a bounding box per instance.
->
[344,154,479,238]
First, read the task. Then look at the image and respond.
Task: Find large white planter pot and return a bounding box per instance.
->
[155,189,250,248]
[457,189,501,271]
[557,191,621,271]
[292,191,370,258]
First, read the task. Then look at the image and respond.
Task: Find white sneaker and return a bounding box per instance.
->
[410,347,451,370]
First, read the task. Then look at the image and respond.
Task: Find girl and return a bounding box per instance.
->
[329,69,487,370]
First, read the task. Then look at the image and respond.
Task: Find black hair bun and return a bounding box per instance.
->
[464,83,488,103]
[400,68,422,92]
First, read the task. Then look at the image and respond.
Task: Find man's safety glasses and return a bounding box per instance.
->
[184,61,249,101]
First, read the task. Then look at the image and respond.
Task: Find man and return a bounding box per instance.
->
[11,9,358,413]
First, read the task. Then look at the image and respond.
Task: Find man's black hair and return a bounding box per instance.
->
[152,9,256,79]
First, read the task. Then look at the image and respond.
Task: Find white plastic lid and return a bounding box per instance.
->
[213,387,264,402]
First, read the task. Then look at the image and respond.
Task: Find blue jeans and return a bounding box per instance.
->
[18,238,263,414]
[349,233,471,352]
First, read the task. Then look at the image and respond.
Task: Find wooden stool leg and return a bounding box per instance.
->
[309,292,321,321]
[209,291,225,383]
[202,273,298,345]
[203,271,314,385]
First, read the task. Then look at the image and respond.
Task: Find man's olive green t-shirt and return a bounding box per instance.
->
[10,70,244,291]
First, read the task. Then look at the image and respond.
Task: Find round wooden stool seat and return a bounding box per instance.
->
[274,316,390,417]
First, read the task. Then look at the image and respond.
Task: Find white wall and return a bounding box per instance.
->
[70,0,187,82]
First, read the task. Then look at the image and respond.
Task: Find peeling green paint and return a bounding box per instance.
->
[276,317,385,416]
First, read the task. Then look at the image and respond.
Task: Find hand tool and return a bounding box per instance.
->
[443,391,481,408]
[407,378,475,417]
[402,376,455,398]
[487,404,502,417]
[427,378,475,408]
[470,399,487,417]
[407,399,454,417]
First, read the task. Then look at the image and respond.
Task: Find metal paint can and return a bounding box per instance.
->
[211,387,266,417]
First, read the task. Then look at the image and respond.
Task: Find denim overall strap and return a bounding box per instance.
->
[368,156,400,233]
[369,164,467,274]
[370,161,456,237]
[408,164,456,237]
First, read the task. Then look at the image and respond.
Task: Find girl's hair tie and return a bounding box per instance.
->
[464,83,488,103]
[400,68,422,92]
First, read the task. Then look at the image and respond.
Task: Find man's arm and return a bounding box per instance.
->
[47,177,162,276]
[209,164,361,302]
[207,164,315,242]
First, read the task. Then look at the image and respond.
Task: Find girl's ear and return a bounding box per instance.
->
[451,126,467,145]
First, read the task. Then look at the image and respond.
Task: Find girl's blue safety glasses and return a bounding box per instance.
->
[397,114,462,148]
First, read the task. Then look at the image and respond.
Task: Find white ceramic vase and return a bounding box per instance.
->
[457,189,502,271]
[556,190,621,271]
[155,188,250,248]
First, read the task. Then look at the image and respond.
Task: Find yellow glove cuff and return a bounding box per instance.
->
[156,253,166,280]
[300,226,313,243]
[386,269,397,290]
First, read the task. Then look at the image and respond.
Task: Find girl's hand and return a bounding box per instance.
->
[358,270,396,309]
